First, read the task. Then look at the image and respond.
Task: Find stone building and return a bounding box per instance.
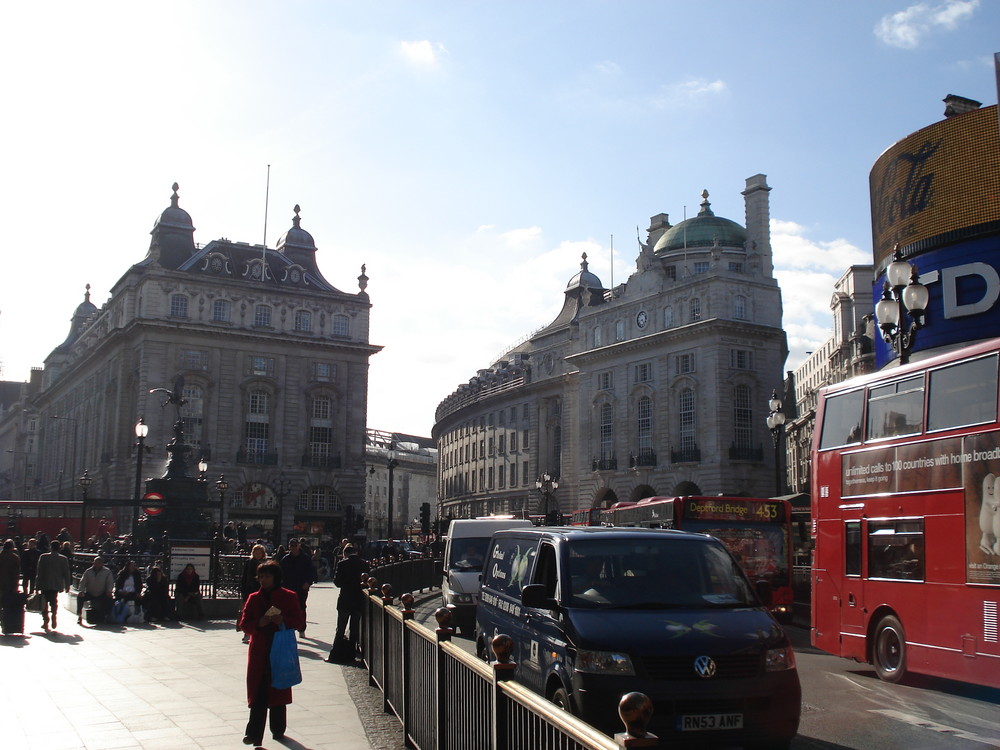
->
[363,429,438,541]
[433,175,788,518]
[0,184,380,543]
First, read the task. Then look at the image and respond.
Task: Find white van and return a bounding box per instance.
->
[442,516,532,633]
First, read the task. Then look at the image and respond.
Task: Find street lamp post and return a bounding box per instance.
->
[79,469,93,543]
[216,474,229,527]
[535,473,559,525]
[766,390,786,497]
[386,445,399,541]
[133,417,149,529]
[875,246,930,366]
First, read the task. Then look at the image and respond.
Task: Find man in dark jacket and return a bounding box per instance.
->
[279,538,316,636]
[326,544,370,662]
[19,539,41,594]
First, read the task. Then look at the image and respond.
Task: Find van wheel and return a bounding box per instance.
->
[550,686,572,713]
[872,614,907,683]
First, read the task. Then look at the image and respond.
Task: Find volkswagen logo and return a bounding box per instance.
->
[693,655,717,678]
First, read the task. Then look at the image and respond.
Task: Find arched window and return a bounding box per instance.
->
[181,384,204,449]
[690,298,701,323]
[332,314,349,337]
[679,389,696,454]
[244,390,270,461]
[294,310,312,332]
[637,396,653,461]
[734,295,747,320]
[170,294,189,318]
[733,385,753,450]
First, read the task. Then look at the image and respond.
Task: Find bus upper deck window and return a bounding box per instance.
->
[866,375,924,441]
[927,354,998,432]
[818,390,864,450]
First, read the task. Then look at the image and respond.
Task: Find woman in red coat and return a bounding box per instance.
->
[238,559,305,745]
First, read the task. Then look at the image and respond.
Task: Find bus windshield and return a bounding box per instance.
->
[684,522,790,587]
[565,538,756,610]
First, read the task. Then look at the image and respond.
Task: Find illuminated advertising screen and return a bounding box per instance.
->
[869,105,1000,270]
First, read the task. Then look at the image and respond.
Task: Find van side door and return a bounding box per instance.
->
[519,540,566,696]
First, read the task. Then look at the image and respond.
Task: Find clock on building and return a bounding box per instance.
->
[636,310,648,329]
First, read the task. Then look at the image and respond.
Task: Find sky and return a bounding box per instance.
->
[0,1,997,437]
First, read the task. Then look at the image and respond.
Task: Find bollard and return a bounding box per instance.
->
[381,582,394,605]
[490,634,516,678]
[367,575,379,594]
[614,692,658,748]
[433,606,454,642]
[490,633,516,750]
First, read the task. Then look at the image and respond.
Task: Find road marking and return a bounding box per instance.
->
[871,709,1000,747]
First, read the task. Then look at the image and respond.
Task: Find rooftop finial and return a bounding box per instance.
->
[292,204,301,228]
[358,264,369,292]
[170,182,180,208]
[698,189,714,216]
[580,252,589,271]
[84,283,91,303]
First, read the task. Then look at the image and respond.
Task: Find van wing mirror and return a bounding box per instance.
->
[521,583,558,610]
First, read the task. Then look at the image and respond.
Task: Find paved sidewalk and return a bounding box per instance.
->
[0,583,378,750]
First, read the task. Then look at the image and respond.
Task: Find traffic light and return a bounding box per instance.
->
[419,502,431,534]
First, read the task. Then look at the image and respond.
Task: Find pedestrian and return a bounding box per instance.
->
[279,539,315,637]
[175,563,205,619]
[238,559,304,746]
[326,544,370,663]
[19,538,41,594]
[114,560,143,605]
[141,566,175,622]
[239,544,269,642]
[77,556,115,624]
[0,539,20,597]
[34,541,71,630]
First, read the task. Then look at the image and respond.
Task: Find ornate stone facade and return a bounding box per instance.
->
[434,175,788,517]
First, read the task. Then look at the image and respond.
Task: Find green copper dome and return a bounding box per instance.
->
[653,190,747,254]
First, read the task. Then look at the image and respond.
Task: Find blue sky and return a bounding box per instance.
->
[0,1,997,437]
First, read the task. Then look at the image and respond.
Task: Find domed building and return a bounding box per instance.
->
[3,183,381,543]
[433,174,787,518]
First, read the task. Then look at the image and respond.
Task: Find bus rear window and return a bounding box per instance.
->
[818,390,864,450]
[866,375,924,441]
[927,354,998,432]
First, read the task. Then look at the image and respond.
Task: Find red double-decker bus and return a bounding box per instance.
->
[568,507,603,526]
[811,338,1000,686]
[603,495,794,621]
[4,500,119,543]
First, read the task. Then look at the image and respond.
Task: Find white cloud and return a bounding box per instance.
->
[771,219,868,272]
[399,40,448,66]
[875,0,979,49]
[649,78,728,109]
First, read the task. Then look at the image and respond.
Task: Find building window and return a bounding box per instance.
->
[180,349,208,371]
[498,464,505,489]
[733,384,753,450]
[296,486,341,513]
[212,299,231,322]
[522,460,529,485]
[665,265,676,281]
[600,403,614,460]
[488,467,495,490]
[313,362,335,382]
[663,306,673,328]
[690,298,701,322]
[634,362,652,383]
[244,390,270,457]
[598,371,614,391]
[510,431,518,452]
[637,396,653,458]
[498,434,506,454]
[694,261,710,274]
[731,349,753,369]
[248,356,275,377]
[510,461,517,486]
[294,310,312,332]
[679,389,696,453]
[734,295,747,320]
[254,305,272,328]
[615,320,625,341]
[170,295,189,318]
[676,353,695,374]
[593,326,602,347]
[332,314,349,337]
[181,384,204,449]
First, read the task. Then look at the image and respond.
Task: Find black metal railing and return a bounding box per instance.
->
[361,587,628,750]
[629,450,657,467]
[728,444,763,461]
[591,456,618,471]
[236,449,279,465]
[671,446,701,463]
[301,453,342,469]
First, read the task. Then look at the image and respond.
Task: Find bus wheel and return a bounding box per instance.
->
[873,615,907,683]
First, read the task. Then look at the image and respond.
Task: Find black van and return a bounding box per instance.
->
[475,527,801,748]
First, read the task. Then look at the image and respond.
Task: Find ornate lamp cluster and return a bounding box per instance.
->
[875,246,929,366]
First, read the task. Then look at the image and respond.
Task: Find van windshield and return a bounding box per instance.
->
[565,538,756,609]
[449,537,488,571]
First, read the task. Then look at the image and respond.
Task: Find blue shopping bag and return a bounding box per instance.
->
[270,624,302,689]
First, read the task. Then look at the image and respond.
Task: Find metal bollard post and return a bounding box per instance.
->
[400,592,415,620]
[380,583,394,713]
[434,607,454,642]
[434,607,453,750]
[399,593,414,745]
[491,634,516,750]
[614,692,658,748]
